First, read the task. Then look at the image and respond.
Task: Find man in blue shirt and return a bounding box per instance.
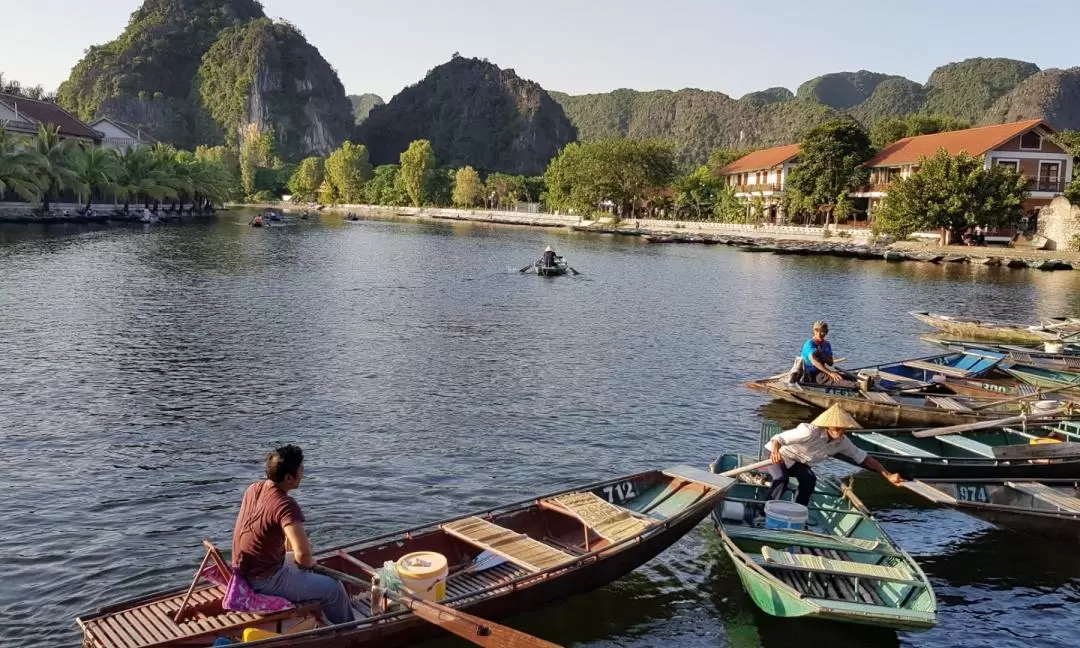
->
[801,320,854,385]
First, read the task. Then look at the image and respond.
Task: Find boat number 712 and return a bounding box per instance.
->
[957,485,990,503]
[601,481,637,504]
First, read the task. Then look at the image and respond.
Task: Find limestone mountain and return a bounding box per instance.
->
[923,57,1040,121]
[348,94,385,124]
[57,0,352,157]
[796,70,900,110]
[983,68,1080,131]
[355,57,576,175]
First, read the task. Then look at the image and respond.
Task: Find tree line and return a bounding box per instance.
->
[0,125,235,213]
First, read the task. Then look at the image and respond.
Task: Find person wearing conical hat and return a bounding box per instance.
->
[764,404,903,505]
[541,245,557,268]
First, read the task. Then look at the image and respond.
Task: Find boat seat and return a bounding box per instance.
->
[936,435,996,458]
[855,432,937,458]
[862,391,900,405]
[441,516,575,573]
[872,370,929,387]
[927,396,974,412]
[760,547,920,585]
[1009,352,1034,364]
[543,492,654,543]
[1064,357,1080,370]
[902,360,973,378]
[901,481,957,504]
[724,525,896,556]
[1005,482,1080,514]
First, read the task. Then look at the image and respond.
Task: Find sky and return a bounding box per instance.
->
[3,0,1079,101]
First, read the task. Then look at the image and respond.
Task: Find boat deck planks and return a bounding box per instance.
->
[857,432,938,458]
[936,435,997,458]
[546,492,654,542]
[1005,482,1080,513]
[441,516,575,572]
[761,547,919,584]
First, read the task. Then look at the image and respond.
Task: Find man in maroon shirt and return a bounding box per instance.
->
[232,444,353,624]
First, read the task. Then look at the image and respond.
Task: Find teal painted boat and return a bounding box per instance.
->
[1002,363,1080,391]
[708,454,937,630]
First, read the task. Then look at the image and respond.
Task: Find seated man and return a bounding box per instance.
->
[801,320,854,385]
[541,245,557,267]
[232,444,353,624]
[765,404,903,506]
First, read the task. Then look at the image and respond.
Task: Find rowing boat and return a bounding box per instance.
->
[910,311,1080,344]
[921,335,1080,359]
[1002,364,1080,391]
[535,262,567,276]
[708,454,937,630]
[902,478,1080,543]
[77,466,732,648]
[842,419,1080,480]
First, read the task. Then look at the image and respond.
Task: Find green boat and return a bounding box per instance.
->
[708,454,937,630]
[1002,363,1080,391]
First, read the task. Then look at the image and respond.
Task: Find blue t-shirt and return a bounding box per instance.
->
[801,338,832,375]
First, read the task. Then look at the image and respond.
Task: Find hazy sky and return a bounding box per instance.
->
[4,0,1078,101]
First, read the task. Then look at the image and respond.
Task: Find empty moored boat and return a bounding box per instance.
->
[910,311,1080,344]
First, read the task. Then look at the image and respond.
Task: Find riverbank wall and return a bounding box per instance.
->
[0,201,210,224]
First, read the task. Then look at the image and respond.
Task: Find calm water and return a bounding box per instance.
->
[3,211,1080,648]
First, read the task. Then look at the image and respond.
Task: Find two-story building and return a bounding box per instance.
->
[855,119,1071,217]
[717,144,800,222]
[89,117,155,151]
[0,92,102,144]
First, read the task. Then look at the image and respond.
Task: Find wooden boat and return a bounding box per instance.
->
[708,454,937,630]
[77,466,733,648]
[1002,363,1080,391]
[902,478,1080,543]
[535,262,567,276]
[641,234,677,243]
[921,335,1080,359]
[910,311,1080,344]
[842,419,1080,480]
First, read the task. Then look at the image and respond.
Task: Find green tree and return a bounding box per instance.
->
[363,165,409,206]
[0,128,41,201]
[875,149,1028,242]
[427,168,455,207]
[784,117,872,224]
[30,124,79,212]
[713,185,745,222]
[116,146,172,212]
[399,139,436,206]
[673,165,724,219]
[870,114,972,149]
[485,173,527,209]
[543,139,677,217]
[72,143,121,211]
[325,141,372,203]
[452,166,482,208]
[288,157,324,202]
[238,123,272,198]
[317,180,337,205]
[195,145,241,200]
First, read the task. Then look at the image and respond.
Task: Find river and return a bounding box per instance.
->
[2,210,1079,647]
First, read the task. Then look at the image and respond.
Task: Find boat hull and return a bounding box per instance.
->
[535,265,567,276]
[911,311,1065,344]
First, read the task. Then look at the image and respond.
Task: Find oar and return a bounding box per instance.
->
[518,262,536,273]
[715,458,774,477]
[315,558,561,648]
[566,265,581,276]
[911,409,1068,438]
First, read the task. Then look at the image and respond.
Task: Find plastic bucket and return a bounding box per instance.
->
[764,501,808,530]
[395,551,448,602]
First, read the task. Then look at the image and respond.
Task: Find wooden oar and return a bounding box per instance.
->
[518,262,536,273]
[315,558,562,648]
[912,409,1069,438]
[716,458,774,477]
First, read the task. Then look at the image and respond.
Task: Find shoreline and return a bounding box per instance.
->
[242,202,1080,271]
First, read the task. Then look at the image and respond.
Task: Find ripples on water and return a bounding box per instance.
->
[2,213,1080,647]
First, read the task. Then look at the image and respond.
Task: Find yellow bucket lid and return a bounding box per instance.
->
[396,551,448,578]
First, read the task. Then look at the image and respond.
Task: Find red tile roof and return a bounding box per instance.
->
[0,93,102,141]
[718,144,801,174]
[866,119,1052,168]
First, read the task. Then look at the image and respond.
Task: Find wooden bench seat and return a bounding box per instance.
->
[441,516,575,573]
[1005,482,1080,514]
[760,547,920,585]
[927,395,974,412]
[903,360,972,378]
[936,435,997,458]
[544,492,654,543]
[855,432,938,458]
[862,391,900,405]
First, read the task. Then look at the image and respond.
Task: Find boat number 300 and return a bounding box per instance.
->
[600,481,638,504]
[957,485,990,503]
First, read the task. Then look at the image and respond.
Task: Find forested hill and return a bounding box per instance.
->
[549,57,1080,165]
[354,56,576,176]
[57,0,353,158]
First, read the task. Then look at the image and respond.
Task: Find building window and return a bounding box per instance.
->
[996,159,1020,172]
[1020,131,1042,150]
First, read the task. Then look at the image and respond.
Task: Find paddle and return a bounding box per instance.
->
[518,262,537,273]
[911,409,1069,438]
[715,458,774,477]
[315,558,561,648]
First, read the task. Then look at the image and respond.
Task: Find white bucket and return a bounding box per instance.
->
[395,551,448,602]
[764,501,808,530]
[1032,400,1060,414]
[720,501,745,522]
[1045,342,1064,353]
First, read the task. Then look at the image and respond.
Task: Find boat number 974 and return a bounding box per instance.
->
[957,485,990,503]
[600,481,637,504]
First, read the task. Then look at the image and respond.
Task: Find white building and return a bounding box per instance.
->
[89,117,154,151]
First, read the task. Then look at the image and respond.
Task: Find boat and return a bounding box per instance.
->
[1002,363,1080,392]
[77,465,733,648]
[641,234,677,243]
[910,311,1080,344]
[840,419,1080,480]
[250,215,264,228]
[535,262,567,276]
[708,453,937,630]
[902,478,1080,543]
[921,335,1080,362]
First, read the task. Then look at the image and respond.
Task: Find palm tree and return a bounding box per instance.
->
[0,128,41,202]
[31,124,78,212]
[116,146,171,213]
[72,143,121,212]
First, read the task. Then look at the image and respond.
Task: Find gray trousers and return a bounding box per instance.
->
[251,555,353,625]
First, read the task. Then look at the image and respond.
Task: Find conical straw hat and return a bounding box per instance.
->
[811,404,862,429]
